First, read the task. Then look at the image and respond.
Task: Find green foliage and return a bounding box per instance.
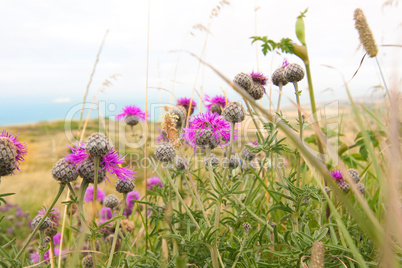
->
[250,36,294,56]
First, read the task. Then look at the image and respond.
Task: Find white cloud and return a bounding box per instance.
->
[53,98,71,103]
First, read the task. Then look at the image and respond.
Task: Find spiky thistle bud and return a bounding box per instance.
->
[243,222,251,234]
[233,72,252,90]
[240,147,256,161]
[271,67,288,87]
[310,241,324,268]
[104,194,119,209]
[284,63,305,83]
[175,157,188,170]
[85,132,110,157]
[78,158,107,184]
[121,219,135,233]
[82,255,93,268]
[204,154,220,167]
[223,154,240,169]
[155,143,176,162]
[354,8,378,57]
[348,168,361,183]
[115,180,135,194]
[195,129,218,149]
[222,101,246,123]
[45,221,58,237]
[357,183,366,194]
[51,159,78,184]
[31,215,51,231]
[242,160,259,172]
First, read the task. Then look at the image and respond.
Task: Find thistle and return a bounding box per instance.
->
[147,177,163,190]
[84,185,106,202]
[170,106,187,128]
[233,72,253,91]
[272,59,289,112]
[155,143,176,162]
[248,71,268,100]
[116,105,147,127]
[104,194,119,209]
[177,97,197,116]
[65,142,135,183]
[31,215,51,231]
[348,168,361,183]
[115,180,135,194]
[51,159,78,184]
[222,101,246,123]
[85,132,111,157]
[174,157,188,170]
[181,112,232,149]
[205,94,229,115]
[204,154,219,167]
[0,129,27,177]
[353,8,378,57]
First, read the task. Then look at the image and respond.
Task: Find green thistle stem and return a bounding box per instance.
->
[222,122,235,186]
[78,179,90,226]
[106,192,127,268]
[14,183,66,260]
[39,230,45,268]
[293,81,303,188]
[50,237,56,268]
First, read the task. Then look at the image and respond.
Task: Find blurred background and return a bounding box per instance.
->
[0,0,400,126]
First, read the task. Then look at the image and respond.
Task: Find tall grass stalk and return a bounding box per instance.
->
[14,183,66,260]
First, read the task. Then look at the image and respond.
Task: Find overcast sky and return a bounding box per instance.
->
[0,0,400,124]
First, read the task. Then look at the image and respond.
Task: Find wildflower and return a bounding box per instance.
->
[205,94,229,115]
[250,71,268,86]
[84,186,106,202]
[181,112,232,149]
[53,233,62,245]
[99,207,114,223]
[65,142,135,183]
[156,127,169,143]
[125,190,140,217]
[115,105,147,126]
[147,177,163,190]
[240,141,258,161]
[170,106,187,128]
[115,180,135,194]
[177,97,197,115]
[38,207,60,225]
[271,60,289,87]
[330,170,350,193]
[0,129,27,176]
[31,215,51,230]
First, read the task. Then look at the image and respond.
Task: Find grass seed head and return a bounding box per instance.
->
[354,8,378,57]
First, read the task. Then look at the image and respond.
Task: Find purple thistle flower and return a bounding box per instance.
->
[147,177,163,190]
[84,186,106,202]
[204,94,228,113]
[7,228,14,233]
[38,207,60,225]
[251,140,259,146]
[126,190,140,209]
[181,112,233,149]
[30,252,40,264]
[331,170,343,183]
[53,233,61,245]
[115,105,147,121]
[250,71,268,85]
[1,129,28,171]
[65,142,135,183]
[177,97,197,115]
[282,58,289,68]
[99,207,113,220]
